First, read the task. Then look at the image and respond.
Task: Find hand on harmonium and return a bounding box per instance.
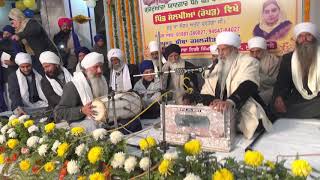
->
[209,99,233,113]
[274,96,287,113]
[81,102,97,119]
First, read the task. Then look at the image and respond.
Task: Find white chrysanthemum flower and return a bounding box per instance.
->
[110,131,124,145]
[51,140,61,153]
[8,131,17,138]
[9,115,17,121]
[0,135,6,144]
[28,125,39,133]
[0,125,8,134]
[139,157,151,171]
[184,173,201,180]
[39,136,47,144]
[0,122,3,129]
[92,128,107,141]
[7,128,14,134]
[111,152,126,168]
[18,115,30,123]
[27,136,40,148]
[164,151,178,161]
[39,117,48,123]
[75,143,86,157]
[67,160,80,175]
[38,144,48,156]
[124,156,137,173]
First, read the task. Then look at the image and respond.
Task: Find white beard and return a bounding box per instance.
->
[218,52,237,98]
[88,75,107,98]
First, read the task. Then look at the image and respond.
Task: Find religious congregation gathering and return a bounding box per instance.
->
[0,0,319,179]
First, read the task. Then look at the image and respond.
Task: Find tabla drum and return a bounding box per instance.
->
[92,92,143,122]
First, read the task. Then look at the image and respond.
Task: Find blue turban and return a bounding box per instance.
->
[94,34,104,43]
[140,60,154,74]
[2,25,15,34]
[76,47,91,56]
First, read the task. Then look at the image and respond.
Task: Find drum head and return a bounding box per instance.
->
[92,99,107,122]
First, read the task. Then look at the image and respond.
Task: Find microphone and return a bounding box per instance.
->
[174,66,208,75]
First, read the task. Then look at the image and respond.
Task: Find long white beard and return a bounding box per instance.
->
[88,75,107,98]
[218,52,237,98]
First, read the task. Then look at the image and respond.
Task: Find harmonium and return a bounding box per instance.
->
[162,105,236,152]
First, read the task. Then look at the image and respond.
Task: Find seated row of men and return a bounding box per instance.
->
[4,22,320,138]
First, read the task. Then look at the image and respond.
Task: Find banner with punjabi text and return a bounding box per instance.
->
[139,0,299,59]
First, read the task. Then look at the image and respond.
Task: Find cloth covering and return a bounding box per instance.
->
[294,22,319,40]
[46,67,72,96]
[15,52,32,65]
[3,25,15,34]
[248,37,267,50]
[216,32,241,48]
[201,53,272,139]
[39,51,60,65]
[80,52,104,69]
[16,69,48,108]
[58,17,72,27]
[148,41,159,53]
[140,60,154,73]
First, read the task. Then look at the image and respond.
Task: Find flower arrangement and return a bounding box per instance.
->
[0,114,318,179]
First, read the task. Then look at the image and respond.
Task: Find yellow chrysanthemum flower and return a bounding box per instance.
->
[291,159,312,177]
[78,176,86,180]
[57,142,69,157]
[139,136,157,151]
[265,160,275,169]
[184,139,202,156]
[212,168,234,180]
[19,159,31,171]
[71,127,85,136]
[88,146,103,164]
[0,154,4,164]
[158,159,173,177]
[146,136,157,147]
[89,172,105,180]
[44,123,55,133]
[44,162,55,172]
[7,139,19,149]
[24,120,34,128]
[244,150,264,167]
[10,118,20,127]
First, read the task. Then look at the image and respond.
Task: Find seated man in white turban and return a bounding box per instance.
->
[148,41,165,73]
[273,22,320,118]
[108,48,139,92]
[39,51,73,109]
[54,52,108,132]
[162,44,199,105]
[8,52,48,115]
[248,37,281,105]
[201,32,272,139]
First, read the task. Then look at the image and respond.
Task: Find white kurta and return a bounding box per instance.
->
[201,53,272,139]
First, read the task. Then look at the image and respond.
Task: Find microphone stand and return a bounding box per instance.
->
[109,66,118,128]
[157,32,169,152]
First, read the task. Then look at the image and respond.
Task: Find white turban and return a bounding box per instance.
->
[248,37,267,50]
[39,51,60,65]
[209,45,218,55]
[107,48,124,63]
[148,41,159,53]
[15,52,32,65]
[294,22,319,39]
[81,52,104,69]
[216,31,241,48]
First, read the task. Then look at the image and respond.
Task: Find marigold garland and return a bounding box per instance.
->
[107,1,114,48]
[117,0,125,55]
[133,0,143,62]
[124,0,134,64]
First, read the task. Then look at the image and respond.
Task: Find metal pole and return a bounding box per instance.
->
[158,31,167,152]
